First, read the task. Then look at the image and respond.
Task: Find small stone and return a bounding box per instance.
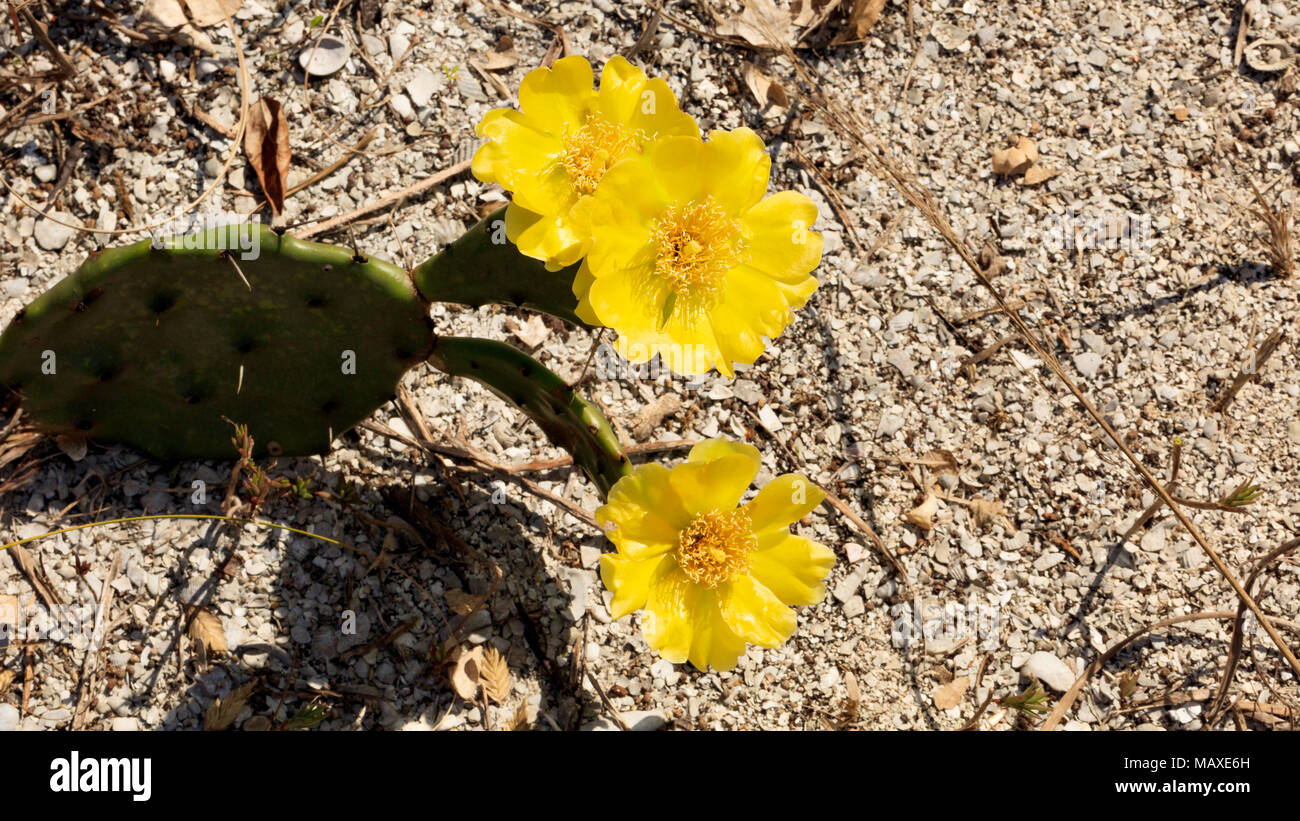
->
[390,92,415,122]
[362,34,385,58]
[842,595,865,618]
[298,35,350,77]
[757,405,783,432]
[406,68,438,107]
[833,565,869,603]
[110,716,141,731]
[158,59,177,82]
[877,408,906,437]
[583,709,666,731]
[34,164,56,183]
[932,23,971,50]
[886,349,915,378]
[649,658,680,686]
[34,213,76,251]
[1021,651,1076,692]
[388,30,411,62]
[0,704,18,732]
[1073,351,1103,379]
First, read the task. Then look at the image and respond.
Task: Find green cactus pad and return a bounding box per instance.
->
[0,226,433,459]
[428,336,629,495]
[413,207,590,327]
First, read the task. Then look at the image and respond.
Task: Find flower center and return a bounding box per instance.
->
[676,508,758,588]
[559,114,640,196]
[650,198,746,299]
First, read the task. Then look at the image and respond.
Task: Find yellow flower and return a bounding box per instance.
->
[572,128,823,377]
[472,55,698,271]
[596,439,834,672]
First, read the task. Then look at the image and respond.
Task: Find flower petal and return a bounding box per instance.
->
[688,591,749,671]
[642,561,704,664]
[715,264,798,339]
[517,55,595,137]
[668,452,760,515]
[600,552,668,620]
[596,462,690,554]
[701,128,771,214]
[596,58,698,139]
[476,111,570,216]
[687,438,761,473]
[740,190,824,283]
[741,473,826,534]
[717,574,797,647]
[504,203,588,270]
[750,533,835,606]
[641,136,709,205]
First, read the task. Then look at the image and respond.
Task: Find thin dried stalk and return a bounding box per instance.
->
[1210,328,1284,413]
[1249,179,1294,279]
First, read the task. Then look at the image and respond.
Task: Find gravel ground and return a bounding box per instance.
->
[1,0,1299,731]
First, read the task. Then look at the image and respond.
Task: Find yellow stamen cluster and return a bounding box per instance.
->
[650,198,746,298]
[676,508,758,588]
[559,115,640,195]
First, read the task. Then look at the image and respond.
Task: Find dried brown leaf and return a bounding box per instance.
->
[182,0,241,27]
[137,0,217,53]
[205,681,256,731]
[243,97,291,214]
[480,646,511,704]
[970,498,1005,529]
[919,448,959,475]
[0,668,15,698]
[742,62,790,110]
[448,645,483,700]
[904,493,938,530]
[992,136,1038,176]
[717,0,797,48]
[1022,164,1062,186]
[188,608,229,656]
[505,314,550,348]
[444,588,477,616]
[483,34,519,71]
[54,434,87,462]
[933,675,970,710]
[791,0,835,28]
[831,0,886,44]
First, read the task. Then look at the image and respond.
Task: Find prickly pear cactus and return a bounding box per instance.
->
[428,336,630,494]
[413,207,588,326]
[0,225,432,458]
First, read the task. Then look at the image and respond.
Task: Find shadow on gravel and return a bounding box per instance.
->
[5,429,595,730]
[1081,260,1283,332]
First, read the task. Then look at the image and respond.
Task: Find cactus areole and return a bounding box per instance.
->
[0,226,432,459]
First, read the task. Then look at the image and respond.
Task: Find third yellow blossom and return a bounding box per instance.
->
[596,439,835,672]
